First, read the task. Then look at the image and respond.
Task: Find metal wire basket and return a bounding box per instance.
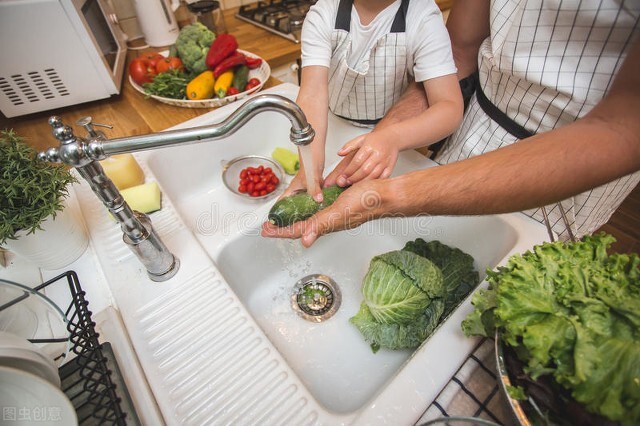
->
[29,271,128,425]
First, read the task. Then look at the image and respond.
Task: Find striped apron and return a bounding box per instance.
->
[328,0,410,125]
[437,0,640,240]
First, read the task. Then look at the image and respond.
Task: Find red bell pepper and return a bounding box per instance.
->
[213,51,247,78]
[205,33,239,70]
[244,55,263,69]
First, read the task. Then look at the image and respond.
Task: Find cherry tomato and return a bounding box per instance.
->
[237,165,280,197]
[226,87,240,96]
[155,56,184,74]
[244,78,261,91]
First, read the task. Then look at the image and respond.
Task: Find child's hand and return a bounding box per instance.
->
[329,134,398,187]
[281,166,324,202]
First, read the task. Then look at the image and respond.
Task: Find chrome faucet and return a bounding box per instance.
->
[38,94,315,282]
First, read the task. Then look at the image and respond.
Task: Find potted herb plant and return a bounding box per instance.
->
[0,129,88,269]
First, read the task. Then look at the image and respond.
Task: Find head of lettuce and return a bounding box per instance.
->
[462,233,640,424]
[350,239,479,353]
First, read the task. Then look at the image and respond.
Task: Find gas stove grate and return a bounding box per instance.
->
[236,0,316,43]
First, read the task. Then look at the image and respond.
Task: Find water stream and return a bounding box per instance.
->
[298,144,316,194]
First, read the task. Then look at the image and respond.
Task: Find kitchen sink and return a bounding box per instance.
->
[214,215,515,413]
[66,83,550,425]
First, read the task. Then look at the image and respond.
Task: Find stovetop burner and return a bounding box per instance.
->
[236,0,316,43]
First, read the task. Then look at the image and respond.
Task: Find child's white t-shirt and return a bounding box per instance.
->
[301,0,457,82]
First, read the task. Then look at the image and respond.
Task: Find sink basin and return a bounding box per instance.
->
[71,83,550,425]
[214,215,515,413]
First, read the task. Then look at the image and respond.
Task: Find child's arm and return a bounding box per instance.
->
[283,65,330,202]
[328,73,463,186]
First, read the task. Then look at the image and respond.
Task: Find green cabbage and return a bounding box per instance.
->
[402,239,480,316]
[350,240,479,352]
[462,233,640,423]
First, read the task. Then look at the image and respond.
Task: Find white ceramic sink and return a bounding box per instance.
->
[69,83,550,425]
[214,215,515,414]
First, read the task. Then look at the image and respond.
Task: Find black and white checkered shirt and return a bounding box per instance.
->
[437,0,640,240]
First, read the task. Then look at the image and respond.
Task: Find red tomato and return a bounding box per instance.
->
[155,56,184,74]
[244,78,261,91]
[129,53,163,85]
[237,164,279,196]
[142,53,164,65]
[226,87,240,96]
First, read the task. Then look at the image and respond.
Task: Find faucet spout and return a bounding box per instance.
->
[37,93,315,282]
[88,94,315,159]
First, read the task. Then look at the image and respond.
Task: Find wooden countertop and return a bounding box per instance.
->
[1,2,452,152]
[0,8,301,152]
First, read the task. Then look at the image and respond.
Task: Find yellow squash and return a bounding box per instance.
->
[214,70,234,98]
[186,70,215,100]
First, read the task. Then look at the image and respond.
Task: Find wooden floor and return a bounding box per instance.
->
[597,183,640,254]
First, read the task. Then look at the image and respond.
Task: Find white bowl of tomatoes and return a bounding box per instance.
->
[221,155,284,199]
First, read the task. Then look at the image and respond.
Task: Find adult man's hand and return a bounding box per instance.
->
[261,179,385,247]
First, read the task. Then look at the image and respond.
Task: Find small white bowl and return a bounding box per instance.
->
[221,155,285,200]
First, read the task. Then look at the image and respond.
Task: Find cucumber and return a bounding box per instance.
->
[268,186,346,227]
[232,65,250,91]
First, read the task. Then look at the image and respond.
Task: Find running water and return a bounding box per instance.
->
[298,145,316,195]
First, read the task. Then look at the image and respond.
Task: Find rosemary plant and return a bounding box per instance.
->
[0,129,77,245]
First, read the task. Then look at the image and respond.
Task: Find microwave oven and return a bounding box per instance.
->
[0,0,127,118]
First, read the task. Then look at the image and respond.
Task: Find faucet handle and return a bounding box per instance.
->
[76,116,113,138]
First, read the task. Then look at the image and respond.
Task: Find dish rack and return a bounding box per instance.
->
[30,271,130,425]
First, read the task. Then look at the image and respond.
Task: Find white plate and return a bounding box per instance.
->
[0,331,60,387]
[0,366,77,425]
[129,49,271,108]
[0,279,71,367]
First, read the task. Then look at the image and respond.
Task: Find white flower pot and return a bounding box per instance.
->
[3,198,89,270]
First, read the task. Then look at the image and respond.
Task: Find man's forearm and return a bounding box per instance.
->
[384,115,640,217]
[446,0,490,79]
[384,40,640,218]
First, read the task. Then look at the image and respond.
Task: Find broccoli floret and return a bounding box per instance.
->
[175,23,215,74]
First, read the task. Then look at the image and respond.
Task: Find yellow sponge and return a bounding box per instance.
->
[100,154,145,190]
[120,181,162,214]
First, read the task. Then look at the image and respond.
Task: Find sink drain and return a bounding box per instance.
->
[291,274,341,322]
